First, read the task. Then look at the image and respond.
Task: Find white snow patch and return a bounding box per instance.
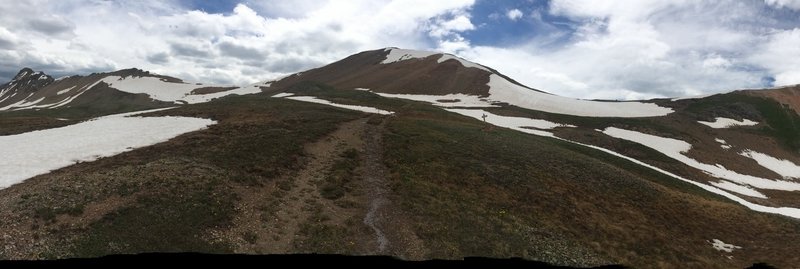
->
[698,117,758,128]
[271,92,294,98]
[381,48,488,71]
[740,150,800,179]
[0,108,215,188]
[46,80,105,110]
[437,54,489,71]
[0,93,34,110]
[101,76,252,104]
[602,127,800,194]
[379,49,672,117]
[710,181,767,198]
[486,74,674,117]
[284,96,394,115]
[439,107,800,219]
[0,92,12,104]
[181,84,261,104]
[381,48,437,64]
[709,239,741,253]
[573,139,800,219]
[373,92,498,108]
[12,97,64,110]
[715,138,732,150]
[446,108,573,137]
[102,76,201,102]
[12,97,46,108]
[363,81,672,118]
[671,93,718,101]
[111,107,180,117]
[57,86,75,95]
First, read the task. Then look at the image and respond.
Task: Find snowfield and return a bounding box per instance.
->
[434,100,800,218]
[698,117,758,128]
[568,139,800,219]
[282,95,394,115]
[740,150,800,179]
[1,74,264,112]
[271,92,294,98]
[446,108,573,137]
[101,76,260,104]
[602,127,800,196]
[379,48,674,118]
[0,108,216,188]
[181,84,262,104]
[0,80,102,111]
[56,86,75,95]
[440,107,800,218]
[710,181,767,199]
[370,92,499,108]
[381,48,488,71]
[102,76,204,102]
[486,74,674,117]
[381,48,437,64]
[671,93,718,101]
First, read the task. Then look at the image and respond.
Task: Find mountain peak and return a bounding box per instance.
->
[13,68,35,80]
[9,68,53,84]
[380,47,488,71]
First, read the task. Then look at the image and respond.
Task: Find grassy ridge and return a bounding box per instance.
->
[0,85,172,135]
[69,94,364,256]
[380,103,797,267]
[3,93,364,258]
[4,84,799,267]
[684,93,800,151]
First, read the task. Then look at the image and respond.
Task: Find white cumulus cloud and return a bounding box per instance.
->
[0,0,798,101]
[507,9,523,20]
[0,0,476,85]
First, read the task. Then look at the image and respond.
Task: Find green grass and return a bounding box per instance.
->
[0,86,172,135]
[148,93,365,186]
[5,92,366,258]
[684,93,800,151]
[485,105,683,139]
[70,94,366,256]
[295,204,361,254]
[72,177,235,256]
[319,149,360,200]
[380,105,749,265]
[33,205,84,223]
[7,82,799,266]
[285,81,408,112]
[0,89,169,119]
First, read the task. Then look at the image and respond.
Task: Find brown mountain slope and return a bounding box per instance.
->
[269,48,494,96]
[0,68,54,109]
[0,90,796,268]
[744,85,800,115]
[0,68,178,112]
[266,48,800,212]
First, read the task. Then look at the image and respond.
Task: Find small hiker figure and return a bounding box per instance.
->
[481,113,488,122]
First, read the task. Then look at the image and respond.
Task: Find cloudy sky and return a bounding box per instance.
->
[1,0,799,100]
